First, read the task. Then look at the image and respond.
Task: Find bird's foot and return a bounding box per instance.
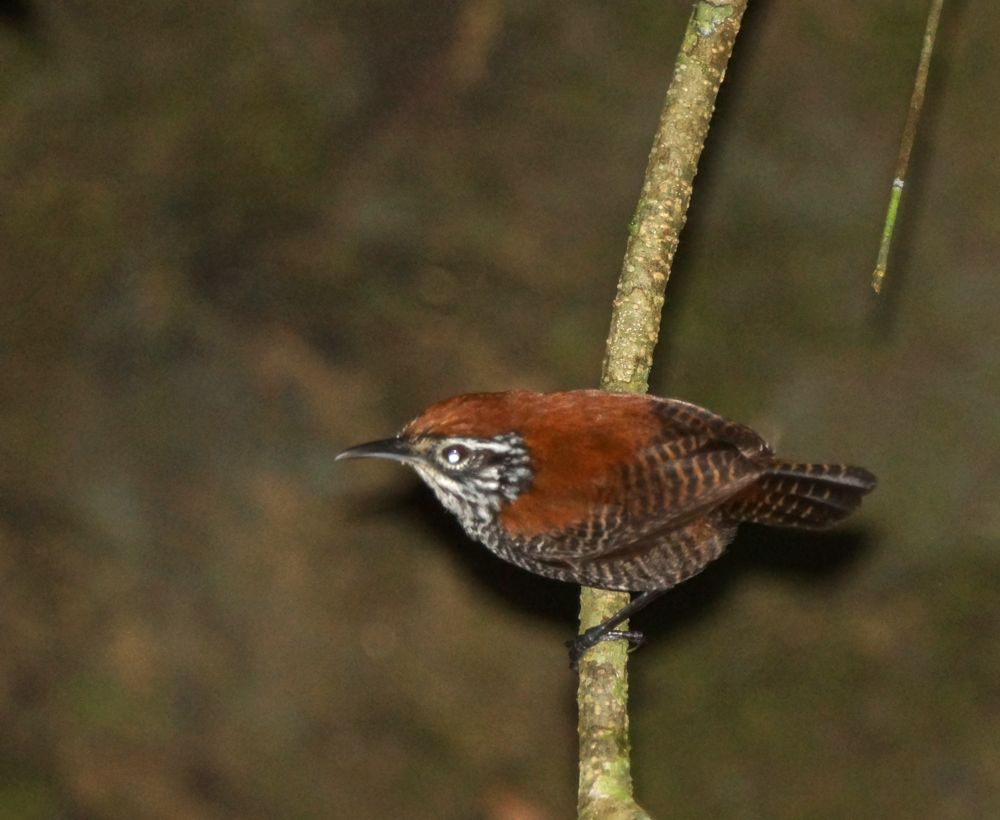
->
[567,627,645,671]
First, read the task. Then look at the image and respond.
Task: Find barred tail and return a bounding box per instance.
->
[725,461,877,529]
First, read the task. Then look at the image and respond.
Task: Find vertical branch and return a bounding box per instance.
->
[871,0,944,294]
[577,3,748,818]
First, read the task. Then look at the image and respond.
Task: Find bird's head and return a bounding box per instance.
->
[336,393,537,518]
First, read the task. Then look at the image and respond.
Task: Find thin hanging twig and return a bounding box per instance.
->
[872,0,944,294]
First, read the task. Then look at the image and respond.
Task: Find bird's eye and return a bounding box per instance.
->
[441,444,470,467]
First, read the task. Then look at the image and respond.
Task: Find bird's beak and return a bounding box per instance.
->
[335,437,417,464]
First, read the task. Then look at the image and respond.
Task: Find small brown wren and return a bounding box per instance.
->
[338,390,876,666]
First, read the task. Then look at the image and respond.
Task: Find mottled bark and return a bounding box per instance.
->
[577,3,748,817]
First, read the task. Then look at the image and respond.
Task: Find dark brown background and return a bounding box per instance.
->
[1,2,997,817]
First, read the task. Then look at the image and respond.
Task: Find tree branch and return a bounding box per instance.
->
[577,3,749,817]
[871,0,944,294]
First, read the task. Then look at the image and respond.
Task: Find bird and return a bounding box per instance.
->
[337,389,876,667]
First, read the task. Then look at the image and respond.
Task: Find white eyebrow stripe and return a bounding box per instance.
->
[440,436,519,454]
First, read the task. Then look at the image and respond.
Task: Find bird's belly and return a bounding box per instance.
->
[471,517,737,592]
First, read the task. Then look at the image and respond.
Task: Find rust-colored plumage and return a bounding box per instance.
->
[338,390,876,664]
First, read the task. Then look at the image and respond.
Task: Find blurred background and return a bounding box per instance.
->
[1,1,997,817]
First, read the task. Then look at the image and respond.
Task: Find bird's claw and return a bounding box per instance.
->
[566,628,646,671]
